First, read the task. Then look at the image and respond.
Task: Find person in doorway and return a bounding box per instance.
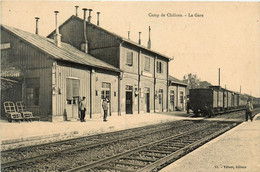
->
[102,98,108,122]
[245,99,253,122]
[79,96,86,122]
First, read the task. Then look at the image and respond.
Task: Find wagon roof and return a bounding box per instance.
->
[1,24,120,73]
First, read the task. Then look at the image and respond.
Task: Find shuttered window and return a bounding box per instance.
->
[159,89,163,104]
[26,78,40,106]
[157,61,163,73]
[66,78,80,102]
[180,91,184,104]
[126,52,133,66]
[144,57,150,72]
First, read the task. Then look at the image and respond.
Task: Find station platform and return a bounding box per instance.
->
[1,111,190,150]
[161,113,260,172]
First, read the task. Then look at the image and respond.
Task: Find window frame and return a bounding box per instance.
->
[26,78,40,106]
[144,56,150,72]
[156,61,163,73]
[126,51,133,66]
[101,82,111,100]
[180,91,184,104]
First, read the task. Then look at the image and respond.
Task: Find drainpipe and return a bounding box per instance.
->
[118,42,123,116]
[138,50,141,114]
[90,69,94,118]
[166,59,169,112]
[154,56,156,113]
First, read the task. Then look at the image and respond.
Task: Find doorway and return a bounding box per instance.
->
[125,85,133,114]
[158,89,163,112]
[170,90,174,111]
[66,78,80,120]
[101,82,111,116]
[144,87,150,113]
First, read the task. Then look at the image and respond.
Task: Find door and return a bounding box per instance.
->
[101,82,111,116]
[158,89,163,112]
[144,87,150,113]
[125,85,133,114]
[66,78,80,120]
[170,90,175,111]
[180,91,184,109]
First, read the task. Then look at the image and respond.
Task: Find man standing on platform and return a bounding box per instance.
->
[102,98,108,122]
[79,96,86,122]
[245,99,253,122]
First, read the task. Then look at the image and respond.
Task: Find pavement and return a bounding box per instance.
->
[161,113,260,172]
[1,111,191,150]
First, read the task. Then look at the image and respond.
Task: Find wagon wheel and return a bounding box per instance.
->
[7,118,12,123]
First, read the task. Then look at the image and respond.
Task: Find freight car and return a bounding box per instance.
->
[189,86,259,117]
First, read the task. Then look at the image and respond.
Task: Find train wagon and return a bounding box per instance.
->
[189,88,222,117]
[189,86,260,117]
[227,90,232,109]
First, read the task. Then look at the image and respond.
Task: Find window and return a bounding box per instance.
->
[144,57,150,72]
[101,82,111,100]
[126,52,133,66]
[159,89,163,104]
[66,78,80,104]
[170,90,174,103]
[180,91,184,104]
[26,78,40,106]
[157,61,163,73]
[125,85,133,91]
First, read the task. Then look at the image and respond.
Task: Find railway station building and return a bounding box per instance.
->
[47,15,172,115]
[1,24,121,121]
[1,12,177,121]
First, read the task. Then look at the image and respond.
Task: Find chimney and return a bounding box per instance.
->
[147,26,151,49]
[35,17,40,35]
[138,32,141,45]
[97,12,100,26]
[54,11,61,47]
[75,6,79,17]
[88,9,92,23]
[81,8,88,53]
[128,31,130,40]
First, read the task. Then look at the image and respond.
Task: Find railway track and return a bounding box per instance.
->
[1,120,193,170]
[215,107,260,120]
[67,121,239,172]
[2,120,240,171]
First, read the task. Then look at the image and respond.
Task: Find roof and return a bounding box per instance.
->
[1,24,120,73]
[48,15,173,60]
[169,75,188,86]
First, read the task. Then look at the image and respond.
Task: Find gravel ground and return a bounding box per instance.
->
[3,121,209,171]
